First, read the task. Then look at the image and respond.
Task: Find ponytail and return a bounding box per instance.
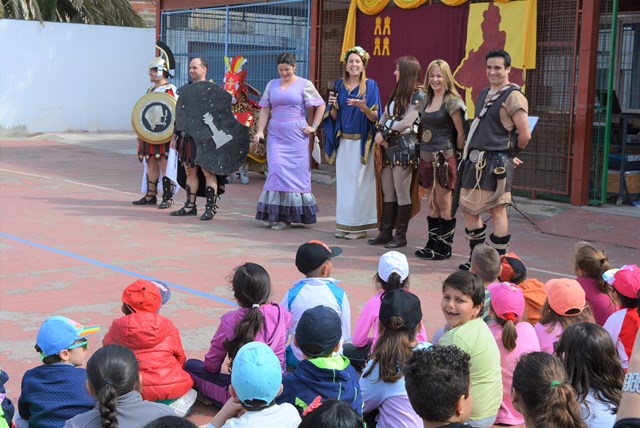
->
[97,383,119,428]
[574,241,612,297]
[375,272,408,292]
[224,307,265,361]
[495,316,518,352]
[86,345,140,428]
[513,352,586,428]
[362,318,415,383]
[225,263,271,361]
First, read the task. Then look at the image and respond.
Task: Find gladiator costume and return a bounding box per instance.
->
[368,88,425,248]
[133,50,178,209]
[172,81,226,221]
[458,83,528,259]
[415,95,465,260]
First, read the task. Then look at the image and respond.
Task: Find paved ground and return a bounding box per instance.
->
[1,132,639,424]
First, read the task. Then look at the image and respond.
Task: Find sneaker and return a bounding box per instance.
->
[345,231,367,240]
[458,261,471,271]
[271,221,291,230]
[169,388,197,417]
[262,221,274,227]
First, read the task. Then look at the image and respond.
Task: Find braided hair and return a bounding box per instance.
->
[86,345,140,428]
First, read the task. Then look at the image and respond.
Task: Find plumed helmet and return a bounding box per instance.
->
[149,56,169,72]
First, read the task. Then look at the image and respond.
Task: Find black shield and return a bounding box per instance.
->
[176,82,250,175]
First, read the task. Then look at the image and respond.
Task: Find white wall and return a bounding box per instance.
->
[0,19,155,132]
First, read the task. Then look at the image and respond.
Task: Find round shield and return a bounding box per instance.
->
[176,81,250,175]
[421,129,432,143]
[131,92,176,144]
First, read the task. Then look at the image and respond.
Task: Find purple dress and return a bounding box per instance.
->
[255,77,324,224]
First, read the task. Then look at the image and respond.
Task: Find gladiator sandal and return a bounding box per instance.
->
[458,224,487,271]
[158,176,175,209]
[431,218,456,260]
[489,233,511,256]
[170,185,197,217]
[132,176,158,205]
[415,216,441,259]
[368,202,397,245]
[385,204,412,249]
[200,186,219,221]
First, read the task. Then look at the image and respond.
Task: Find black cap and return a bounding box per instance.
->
[379,289,423,331]
[295,305,342,357]
[295,240,342,274]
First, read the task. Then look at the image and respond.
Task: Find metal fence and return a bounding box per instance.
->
[160,0,311,97]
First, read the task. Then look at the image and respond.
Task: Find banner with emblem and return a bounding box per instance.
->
[350,0,535,115]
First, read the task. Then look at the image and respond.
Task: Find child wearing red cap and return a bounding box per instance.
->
[534,278,595,353]
[498,252,547,325]
[487,282,541,426]
[102,279,196,416]
[574,241,618,326]
[603,265,640,370]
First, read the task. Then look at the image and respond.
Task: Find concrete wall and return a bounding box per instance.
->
[0,20,155,133]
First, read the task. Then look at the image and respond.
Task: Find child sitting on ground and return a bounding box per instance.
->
[574,241,617,326]
[603,264,640,370]
[555,322,624,427]
[534,278,595,353]
[0,370,14,428]
[437,271,502,428]
[498,252,547,325]
[281,240,351,369]
[487,282,541,426]
[201,341,300,428]
[277,305,362,415]
[470,244,501,322]
[344,251,427,370]
[64,344,174,427]
[512,352,586,428]
[298,399,363,428]
[404,345,473,428]
[17,316,99,428]
[102,279,196,416]
[186,263,290,407]
[360,289,430,428]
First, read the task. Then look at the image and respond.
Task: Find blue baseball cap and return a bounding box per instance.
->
[231,341,282,405]
[36,316,100,358]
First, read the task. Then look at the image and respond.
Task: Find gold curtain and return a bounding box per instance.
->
[442,0,512,4]
[394,0,429,9]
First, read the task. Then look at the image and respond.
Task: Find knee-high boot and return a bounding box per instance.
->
[458,224,487,271]
[368,202,396,245]
[385,204,412,248]
[489,233,511,255]
[158,176,175,209]
[415,216,441,259]
[200,186,219,221]
[170,185,197,216]
[431,218,456,260]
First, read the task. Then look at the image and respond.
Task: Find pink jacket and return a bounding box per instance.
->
[203,302,291,373]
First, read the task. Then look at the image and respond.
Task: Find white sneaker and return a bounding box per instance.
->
[271,221,291,230]
[168,388,197,417]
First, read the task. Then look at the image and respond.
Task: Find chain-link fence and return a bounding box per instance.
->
[160,0,311,97]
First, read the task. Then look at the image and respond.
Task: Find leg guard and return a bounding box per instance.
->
[458,224,487,271]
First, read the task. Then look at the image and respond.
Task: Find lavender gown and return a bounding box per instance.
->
[255,77,324,224]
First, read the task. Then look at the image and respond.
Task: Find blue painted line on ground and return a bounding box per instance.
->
[0,232,237,307]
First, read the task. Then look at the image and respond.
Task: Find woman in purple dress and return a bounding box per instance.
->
[254,53,326,230]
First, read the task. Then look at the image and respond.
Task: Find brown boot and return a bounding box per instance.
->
[368,202,396,245]
[385,204,412,248]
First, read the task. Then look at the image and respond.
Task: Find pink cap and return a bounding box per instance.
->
[544,278,586,316]
[488,282,525,321]
[603,265,640,299]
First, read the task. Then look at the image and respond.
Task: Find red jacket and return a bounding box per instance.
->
[103,312,193,401]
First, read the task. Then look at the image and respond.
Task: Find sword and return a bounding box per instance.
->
[203,112,233,148]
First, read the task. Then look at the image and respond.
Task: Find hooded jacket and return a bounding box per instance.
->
[277,355,363,415]
[103,312,193,401]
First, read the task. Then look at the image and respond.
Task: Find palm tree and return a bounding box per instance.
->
[1,0,146,27]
